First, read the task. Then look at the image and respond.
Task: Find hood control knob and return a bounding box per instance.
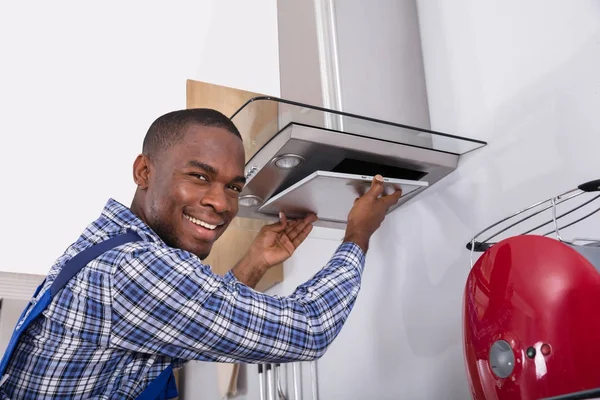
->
[489,340,515,379]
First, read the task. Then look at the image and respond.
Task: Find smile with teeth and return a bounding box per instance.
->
[184,214,219,230]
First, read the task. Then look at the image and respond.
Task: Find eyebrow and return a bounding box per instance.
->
[186,160,246,184]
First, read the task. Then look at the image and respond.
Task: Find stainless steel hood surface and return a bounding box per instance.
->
[230,97,486,228]
[258,171,429,223]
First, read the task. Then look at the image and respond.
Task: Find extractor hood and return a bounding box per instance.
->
[231,97,486,229]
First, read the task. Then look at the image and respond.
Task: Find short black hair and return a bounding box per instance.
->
[142,108,242,159]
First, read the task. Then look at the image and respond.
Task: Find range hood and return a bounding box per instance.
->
[231,97,487,229]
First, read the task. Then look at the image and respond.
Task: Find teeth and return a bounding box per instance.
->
[184,214,217,230]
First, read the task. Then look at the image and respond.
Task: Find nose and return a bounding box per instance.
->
[200,184,230,214]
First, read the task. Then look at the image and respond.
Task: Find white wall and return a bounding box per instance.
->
[0,0,280,277]
[202,1,599,400]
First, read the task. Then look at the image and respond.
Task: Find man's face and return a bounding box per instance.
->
[140,124,246,259]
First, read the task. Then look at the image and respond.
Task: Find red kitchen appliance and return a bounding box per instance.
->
[463,179,600,400]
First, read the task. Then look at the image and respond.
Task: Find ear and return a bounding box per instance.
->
[133,154,151,189]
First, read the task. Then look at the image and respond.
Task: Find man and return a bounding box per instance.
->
[0,108,401,399]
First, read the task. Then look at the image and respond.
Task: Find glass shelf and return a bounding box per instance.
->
[230,96,487,162]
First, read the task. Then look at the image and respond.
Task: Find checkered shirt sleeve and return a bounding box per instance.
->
[110,241,365,363]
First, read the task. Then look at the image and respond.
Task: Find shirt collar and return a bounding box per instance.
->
[101,198,165,245]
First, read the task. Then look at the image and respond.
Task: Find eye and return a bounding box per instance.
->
[189,173,208,181]
[227,184,243,193]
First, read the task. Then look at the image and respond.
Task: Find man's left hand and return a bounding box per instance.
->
[232,212,318,288]
[250,212,318,269]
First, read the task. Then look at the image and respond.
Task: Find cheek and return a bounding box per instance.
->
[154,174,194,200]
[148,178,187,213]
[230,196,240,215]
[179,181,213,205]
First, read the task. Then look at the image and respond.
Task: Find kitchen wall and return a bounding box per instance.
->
[0,0,280,277]
[274,1,600,399]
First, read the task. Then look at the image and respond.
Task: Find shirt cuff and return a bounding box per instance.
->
[336,241,366,276]
[223,269,239,284]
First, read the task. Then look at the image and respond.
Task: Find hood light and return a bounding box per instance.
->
[239,194,264,207]
[272,154,305,169]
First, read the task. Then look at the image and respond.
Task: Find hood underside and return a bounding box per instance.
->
[231,97,486,229]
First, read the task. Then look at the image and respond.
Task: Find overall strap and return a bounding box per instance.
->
[136,365,178,400]
[50,230,142,297]
[0,229,144,387]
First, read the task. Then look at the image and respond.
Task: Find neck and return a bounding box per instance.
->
[130,191,149,226]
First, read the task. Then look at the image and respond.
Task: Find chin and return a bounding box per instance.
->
[194,246,212,261]
[175,239,210,260]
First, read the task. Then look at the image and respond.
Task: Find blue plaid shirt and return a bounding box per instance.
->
[1,199,365,399]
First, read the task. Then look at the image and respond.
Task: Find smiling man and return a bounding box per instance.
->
[0,109,401,399]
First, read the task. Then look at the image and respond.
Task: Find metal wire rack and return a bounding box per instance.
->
[466,178,600,266]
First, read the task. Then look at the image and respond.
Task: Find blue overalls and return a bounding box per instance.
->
[0,230,178,399]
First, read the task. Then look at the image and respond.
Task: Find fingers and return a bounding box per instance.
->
[361,175,403,209]
[283,219,300,235]
[381,188,403,208]
[285,213,317,240]
[291,223,314,247]
[264,212,288,233]
[365,175,385,199]
[304,213,318,224]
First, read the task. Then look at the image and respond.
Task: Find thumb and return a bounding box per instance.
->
[267,212,288,233]
[365,175,385,199]
[277,212,288,230]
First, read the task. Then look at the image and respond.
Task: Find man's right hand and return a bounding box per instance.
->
[343,174,403,253]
